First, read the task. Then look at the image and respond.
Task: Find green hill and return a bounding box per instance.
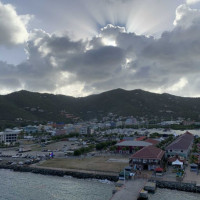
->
[0,89,200,127]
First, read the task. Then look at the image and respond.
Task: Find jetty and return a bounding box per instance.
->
[111,179,146,200]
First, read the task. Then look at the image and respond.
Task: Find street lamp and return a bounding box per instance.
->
[124,168,125,185]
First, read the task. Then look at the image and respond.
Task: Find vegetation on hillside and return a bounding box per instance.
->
[1,89,200,127]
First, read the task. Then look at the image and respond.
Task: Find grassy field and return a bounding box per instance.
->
[39,156,129,173]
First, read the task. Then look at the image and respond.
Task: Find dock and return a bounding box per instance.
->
[111,179,146,200]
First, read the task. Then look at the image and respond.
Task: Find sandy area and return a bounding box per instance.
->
[39,156,129,173]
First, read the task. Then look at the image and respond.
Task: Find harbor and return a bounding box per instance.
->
[110,167,200,200]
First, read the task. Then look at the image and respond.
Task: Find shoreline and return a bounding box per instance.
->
[1,164,200,194]
[0,164,119,181]
[153,180,200,193]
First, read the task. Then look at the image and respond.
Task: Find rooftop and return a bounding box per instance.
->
[166,131,194,151]
[116,141,151,147]
[145,138,160,145]
[135,136,146,141]
[131,145,165,160]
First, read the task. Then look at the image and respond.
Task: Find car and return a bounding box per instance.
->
[11,162,17,165]
[24,160,31,164]
[118,170,132,180]
[12,155,20,158]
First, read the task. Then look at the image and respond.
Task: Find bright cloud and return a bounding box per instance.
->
[1,0,200,97]
[186,0,200,5]
[0,1,31,46]
[174,4,200,28]
[166,77,188,93]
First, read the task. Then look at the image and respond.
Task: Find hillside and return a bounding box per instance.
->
[0,89,200,126]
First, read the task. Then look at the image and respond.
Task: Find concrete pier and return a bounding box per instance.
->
[111,179,146,200]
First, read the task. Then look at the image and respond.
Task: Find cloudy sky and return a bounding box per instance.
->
[1,0,200,97]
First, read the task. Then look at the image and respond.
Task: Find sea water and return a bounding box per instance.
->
[0,169,114,200]
[149,188,200,200]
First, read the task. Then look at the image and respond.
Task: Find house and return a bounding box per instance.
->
[125,118,137,126]
[79,126,88,135]
[24,125,38,134]
[116,141,151,154]
[183,120,195,126]
[197,143,200,152]
[165,131,194,159]
[129,145,165,171]
[52,122,65,129]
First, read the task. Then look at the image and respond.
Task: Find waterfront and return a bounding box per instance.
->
[149,188,200,200]
[1,169,200,200]
[136,128,200,137]
[0,169,114,200]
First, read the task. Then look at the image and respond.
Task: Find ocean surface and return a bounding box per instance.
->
[1,169,200,200]
[0,169,114,200]
[149,188,200,200]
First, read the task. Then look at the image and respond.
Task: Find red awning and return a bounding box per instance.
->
[155,167,163,172]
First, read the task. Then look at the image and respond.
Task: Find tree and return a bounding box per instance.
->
[74,149,81,156]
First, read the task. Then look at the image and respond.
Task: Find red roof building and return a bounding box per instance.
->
[129,145,165,171]
[135,136,146,141]
[116,141,151,154]
[145,138,160,146]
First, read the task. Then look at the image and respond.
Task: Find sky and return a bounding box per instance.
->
[1,0,200,97]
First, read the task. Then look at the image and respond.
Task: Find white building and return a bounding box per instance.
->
[0,128,21,144]
[79,127,88,135]
[125,118,137,126]
[116,121,123,127]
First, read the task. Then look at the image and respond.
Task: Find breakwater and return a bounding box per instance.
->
[0,164,118,181]
[149,179,200,193]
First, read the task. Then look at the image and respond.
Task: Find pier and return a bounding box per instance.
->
[111,179,147,200]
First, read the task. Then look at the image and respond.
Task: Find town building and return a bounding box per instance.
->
[125,118,137,126]
[24,125,38,134]
[79,126,88,135]
[145,138,160,146]
[0,128,21,144]
[135,136,147,141]
[116,140,151,154]
[129,145,165,170]
[116,121,123,127]
[165,131,194,159]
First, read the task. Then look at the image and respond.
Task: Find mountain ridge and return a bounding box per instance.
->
[0,88,200,126]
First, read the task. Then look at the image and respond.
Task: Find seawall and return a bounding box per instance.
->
[149,179,200,193]
[0,164,118,181]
